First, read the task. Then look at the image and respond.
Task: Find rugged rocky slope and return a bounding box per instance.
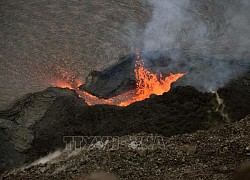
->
[1,68,249,174]
[2,115,250,180]
[0,86,223,173]
[0,88,87,173]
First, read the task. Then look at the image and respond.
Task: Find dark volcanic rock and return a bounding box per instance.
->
[218,71,250,122]
[79,50,250,122]
[0,87,87,173]
[77,86,221,137]
[3,115,250,180]
[80,54,137,98]
[0,86,222,173]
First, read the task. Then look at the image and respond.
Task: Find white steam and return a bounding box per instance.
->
[143,0,191,52]
[31,150,63,165]
[142,0,250,91]
[143,0,250,57]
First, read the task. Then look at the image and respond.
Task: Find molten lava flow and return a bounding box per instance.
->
[77,90,114,106]
[118,58,185,106]
[53,79,74,89]
[55,53,185,106]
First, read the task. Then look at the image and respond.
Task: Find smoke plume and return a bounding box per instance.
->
[142,0,250,91]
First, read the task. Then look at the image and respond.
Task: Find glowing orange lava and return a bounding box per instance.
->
[55,53,185,106]
[118,57,185,106]
[53,79,74,89]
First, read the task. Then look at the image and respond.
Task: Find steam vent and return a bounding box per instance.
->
[1,0,250,179]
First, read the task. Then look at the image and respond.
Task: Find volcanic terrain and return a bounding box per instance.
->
[1,0,250,179]
[2,116,250,180]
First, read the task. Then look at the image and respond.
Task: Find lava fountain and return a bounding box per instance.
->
[56,52,185,106]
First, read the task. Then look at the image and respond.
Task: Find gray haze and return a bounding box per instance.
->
[143,0,250,91]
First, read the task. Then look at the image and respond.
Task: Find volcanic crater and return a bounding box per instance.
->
[1,0,250,179]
